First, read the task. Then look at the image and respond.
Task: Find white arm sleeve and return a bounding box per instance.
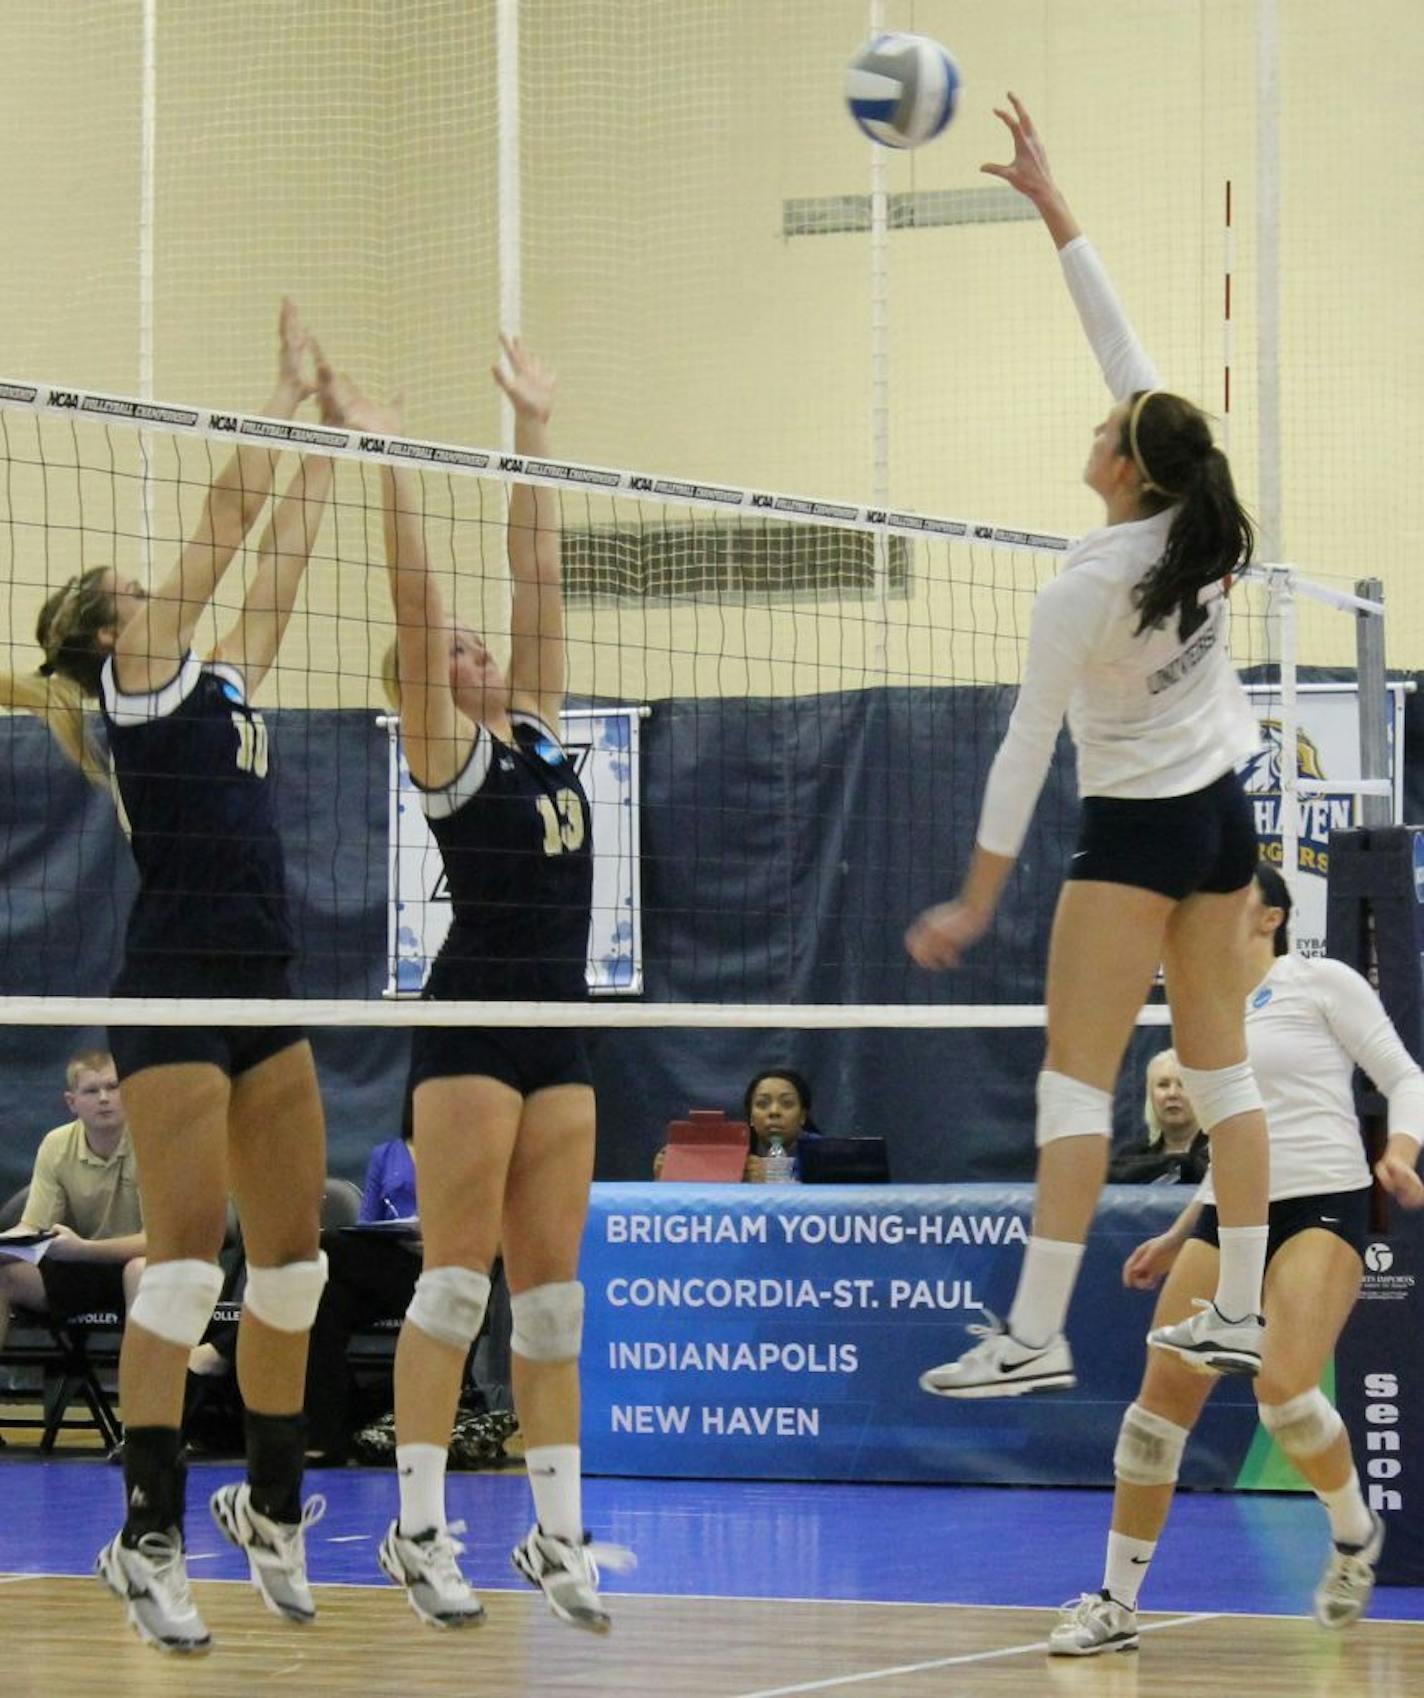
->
[1317,958,1424,1148]
[975,570,1111,859]
[1058,236,1161,402]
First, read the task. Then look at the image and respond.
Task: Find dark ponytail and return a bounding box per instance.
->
[1124,391,1255,641]
[1252,859,1292,956]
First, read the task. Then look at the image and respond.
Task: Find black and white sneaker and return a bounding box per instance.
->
[511,1527,636,1634]
[1314,1511,1386,1628]
[96,1530,211,1654]
[919,1314,1075,1399]
[1147,1300,1263,1377]
[1048,1590,1140,1656]
[210,1481,325,1623]
[378,1520,485,1628]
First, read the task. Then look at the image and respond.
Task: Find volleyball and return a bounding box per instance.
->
[844,33,960,149]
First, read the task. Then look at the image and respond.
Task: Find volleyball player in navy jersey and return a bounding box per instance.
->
[332,338,631,1633]
[4,304,338,1651]
[907,98,1271,1396]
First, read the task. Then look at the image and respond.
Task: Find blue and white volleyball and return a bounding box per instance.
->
[845,33,959,149]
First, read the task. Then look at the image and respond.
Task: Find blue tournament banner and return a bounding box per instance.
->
[581,1184,1265,1486]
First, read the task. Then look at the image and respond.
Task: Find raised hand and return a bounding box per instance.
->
[981,92,1058,204]
[316,352,404,436]
[275,297,318,403]
[491,333,556,425]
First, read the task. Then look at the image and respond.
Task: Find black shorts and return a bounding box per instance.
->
[1192,1186,1371,1264]
[39,1258,130,1324]
[108,957,304,1082]
[409,1024,593,1098]
[1067,768,1258,901]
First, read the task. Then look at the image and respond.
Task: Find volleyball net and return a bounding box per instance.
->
[0,380,1391,1033]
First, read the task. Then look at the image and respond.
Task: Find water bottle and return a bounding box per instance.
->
[763,1135,796,1184]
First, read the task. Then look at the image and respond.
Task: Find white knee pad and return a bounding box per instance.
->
[1113,1401,1190,1486]
[1036,1070,1114,1148]
[130,1259,225,1349]
[243,1253,329,1334]
[406,1266,491,1351]
[1258,1388,1343,1460]
[1176,1059,1262,1132]
[511,1280,585,1362]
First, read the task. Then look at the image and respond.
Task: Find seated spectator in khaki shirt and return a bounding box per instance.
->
[0,1049,147,1345]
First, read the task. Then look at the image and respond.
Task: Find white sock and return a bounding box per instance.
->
[526,1443,583,1543]
[1213,1224,1269,1321]
[396,1442,448,1539]
[1318,1470,1375,1548]
[1103,1530,1155,1609]
[1007,1237,1085,1348]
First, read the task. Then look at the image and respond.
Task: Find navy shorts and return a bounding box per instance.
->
[108,957,304,1082]
[408,1024,593,1098]
[1067,768,1258,901]
[1192,1186,1371,1264]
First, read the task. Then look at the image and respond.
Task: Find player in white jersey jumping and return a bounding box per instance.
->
[908,96,1270,1394]
[1050,861,1424,1654]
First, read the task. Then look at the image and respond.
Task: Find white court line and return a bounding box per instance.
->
[725,1613,1220,1698]
[1,1568,1421,1628]
[326,1534,370,1544]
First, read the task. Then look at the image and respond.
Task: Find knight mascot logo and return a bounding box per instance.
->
[1239,720,1351,877]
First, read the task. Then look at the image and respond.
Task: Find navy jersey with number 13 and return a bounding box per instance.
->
[416,711,592,1002]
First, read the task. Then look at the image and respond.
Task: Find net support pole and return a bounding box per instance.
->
[1356,577,1391,828]
[1278,566,1300,900]
[867,0,891,680]
[496,0,521,454]
[1256,0,1283,569]
[138,0,158,573]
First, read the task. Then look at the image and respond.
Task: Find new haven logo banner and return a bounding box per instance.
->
[384,706,644,995]
[1241,684,1407,959]
[581,1185,1268,1485]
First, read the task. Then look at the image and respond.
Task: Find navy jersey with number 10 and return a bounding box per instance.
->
[100,654,293,963]
[415,711,592,1002]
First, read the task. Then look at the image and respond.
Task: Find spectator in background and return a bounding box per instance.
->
[743,1069,822,1182]
[360,1096,418,1222]
[653,1068,823,1182]
[0,1050,147,1348]
[1109,1049,1209,1185]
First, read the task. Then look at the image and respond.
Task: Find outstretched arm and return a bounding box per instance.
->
[115,299,316,691]
[494,335,565,728]
[906,569,1113,970]
[211,451,333,697]
[982,93,1160,400]
[322,368,473,789]
[1318,959,1424,1209]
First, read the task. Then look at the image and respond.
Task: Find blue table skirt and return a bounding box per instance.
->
[580,1181,1274,1486]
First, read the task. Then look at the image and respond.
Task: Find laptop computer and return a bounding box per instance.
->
[798,1137,891,1185]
